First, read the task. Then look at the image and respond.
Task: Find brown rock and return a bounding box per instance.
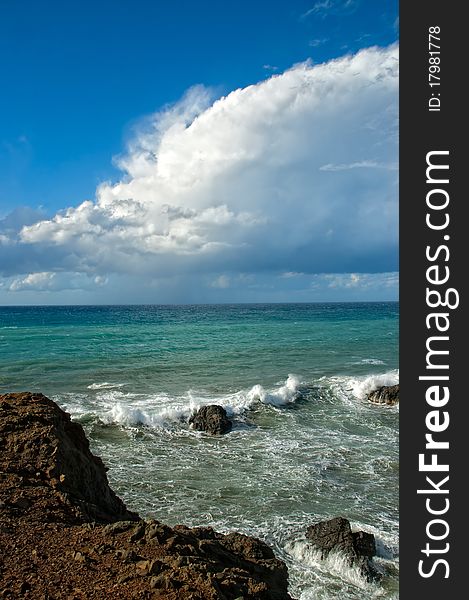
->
[353,530,376,557]
[0,392,293,600]
[0,392,138,523]
[189,405,233,435]
[367,384,399,406]
[306,516,379,582]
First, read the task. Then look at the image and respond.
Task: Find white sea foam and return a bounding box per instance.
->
[354,359,386,365]
[94,374,302,430]
[325,370,399,405]
[87,382,125,390]
[285,540,371,590]
[247,374,301,407]
[350,371,399,400]
[103,404,152,427]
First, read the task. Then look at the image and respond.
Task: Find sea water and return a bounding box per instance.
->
[0,303,399,599]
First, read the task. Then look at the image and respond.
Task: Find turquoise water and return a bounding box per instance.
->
[0,303,399,599]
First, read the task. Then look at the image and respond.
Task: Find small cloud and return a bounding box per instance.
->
[94,275,108,286]
[6,271,108,293]
[311,272,399,291]
[355,33,372,43]
[9,272,56,292]
[301,0,357,19]
[319,160,398,172]
[301,0,333,19]
[263,64,279,72]
[324,273,361,288]
[211,275,230,289]
[308,38,329,47]
[280,271,304,278]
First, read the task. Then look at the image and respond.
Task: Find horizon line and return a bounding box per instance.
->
[0,300,399,308]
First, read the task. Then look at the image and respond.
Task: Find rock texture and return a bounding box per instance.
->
[306,516,379,582]
[367,384,399,406]
[0,391,138,524]
[189,405,233,435]
[0,392,292,599]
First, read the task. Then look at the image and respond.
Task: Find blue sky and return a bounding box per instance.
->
[0,0,399,304]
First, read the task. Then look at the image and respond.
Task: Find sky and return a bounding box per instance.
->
[0,0,399,304]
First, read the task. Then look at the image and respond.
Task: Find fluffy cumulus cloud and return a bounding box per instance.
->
[1,45,398,302]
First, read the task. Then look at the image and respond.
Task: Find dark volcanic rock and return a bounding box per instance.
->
[0,392,292,599]
[306,516,355,556]
[0,391,138,523]
[189,404,233,434]
[353,530,376,558]
[306,517,379,582]
[367,384,399,406]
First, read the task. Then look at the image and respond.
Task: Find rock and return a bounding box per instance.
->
[306,516,351,554]
[72,551,86,563]
[189,405,232,435]
[144,520,172,544]
[135,559,161,576]
[102,520,137,535]
[306,516,379,582]
[367,384,399,406]
[115,548,143,562]
[0,392,138,523]
[353,530,376,557]
[222,532,276,560]
[129,521,146,542]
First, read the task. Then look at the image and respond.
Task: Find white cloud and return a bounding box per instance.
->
[7,271,105,293]
[9,272,57,292]
[311,272,399,290]
[319,160,398,171]
[301,0,357,19]
[308,38,329,47]
[280,271,305,278]
[2,45,398,301]
[301,1,333,18]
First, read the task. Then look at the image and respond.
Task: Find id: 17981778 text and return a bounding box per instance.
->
[428,26,441,112]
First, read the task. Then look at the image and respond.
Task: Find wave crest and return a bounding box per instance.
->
[96,374,302,430]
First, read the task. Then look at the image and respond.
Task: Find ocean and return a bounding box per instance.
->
[0,302,399,599]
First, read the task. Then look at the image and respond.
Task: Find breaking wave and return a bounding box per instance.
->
[86,374,303,430]
[324,370,399,406]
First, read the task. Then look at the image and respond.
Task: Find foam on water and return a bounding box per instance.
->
[87,382,126,390]
[350,371,399,399]
[286,540,372,590]
[323,370,399,407]
[247,374,302,407]
[353,359,386,365]
[93,375,303,430]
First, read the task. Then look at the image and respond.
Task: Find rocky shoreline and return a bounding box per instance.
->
[1,390,391,599]
[0,392,292,599]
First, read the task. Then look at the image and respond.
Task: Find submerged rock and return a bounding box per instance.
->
[367,384,399,406]
[189,404,233,434]
[0,392,292,599]
[306,516,380,582]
